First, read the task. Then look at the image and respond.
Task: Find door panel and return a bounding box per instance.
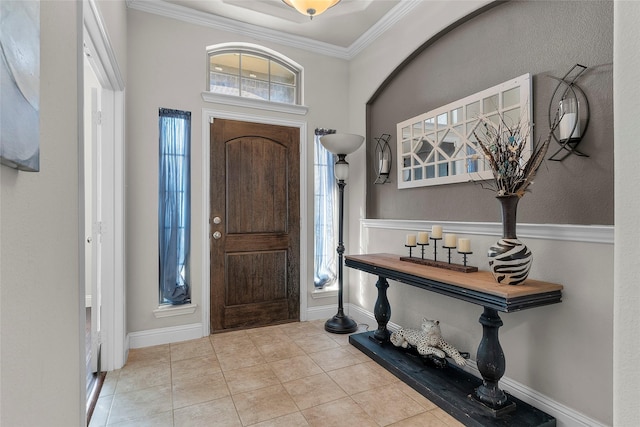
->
[210,119,300,331]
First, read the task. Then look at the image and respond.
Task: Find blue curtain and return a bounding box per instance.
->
[158,108,191,305]
[314,128,337,289]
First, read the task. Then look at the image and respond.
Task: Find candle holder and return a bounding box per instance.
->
[417,242,429,259]
[443,244,456,264]
[430,237,442,262]
[458,251,473,267]
[405,244,416,258]
[400,238,478,273]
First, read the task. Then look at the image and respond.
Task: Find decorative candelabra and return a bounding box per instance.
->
[400,226,478,273]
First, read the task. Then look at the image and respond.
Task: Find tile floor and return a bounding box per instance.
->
[90,320,464,426]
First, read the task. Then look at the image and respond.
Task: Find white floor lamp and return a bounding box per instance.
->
[319,133,365,334]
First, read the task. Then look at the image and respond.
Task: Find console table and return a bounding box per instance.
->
[345,253,563,426]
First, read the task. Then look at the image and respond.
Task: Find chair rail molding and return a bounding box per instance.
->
[361,219,614,245]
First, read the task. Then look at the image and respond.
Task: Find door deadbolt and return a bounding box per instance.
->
[213,216,222,224]
[213,231,222,240]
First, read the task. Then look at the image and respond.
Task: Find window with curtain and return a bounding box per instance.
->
[159,108,191,305]
[314,128,338,289]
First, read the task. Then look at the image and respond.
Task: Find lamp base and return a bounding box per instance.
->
[324,313,358,334]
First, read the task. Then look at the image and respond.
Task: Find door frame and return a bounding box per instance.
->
[83,0,127,371]
[201,109,309,336]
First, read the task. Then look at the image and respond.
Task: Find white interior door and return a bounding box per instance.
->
[89,86,103,373]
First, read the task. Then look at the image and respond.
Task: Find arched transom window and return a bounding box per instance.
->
[207,44,301,105]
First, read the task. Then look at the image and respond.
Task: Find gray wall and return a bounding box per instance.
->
[366,0,613,225]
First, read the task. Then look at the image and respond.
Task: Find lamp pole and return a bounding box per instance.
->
[325,155,358,334]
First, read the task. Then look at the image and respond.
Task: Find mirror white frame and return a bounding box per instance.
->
[396,73,532,189]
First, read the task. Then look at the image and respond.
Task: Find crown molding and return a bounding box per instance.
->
[347,0,422,57]
[127,0,421,60]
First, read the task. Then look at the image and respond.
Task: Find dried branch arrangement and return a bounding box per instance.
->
[473,112,560,197]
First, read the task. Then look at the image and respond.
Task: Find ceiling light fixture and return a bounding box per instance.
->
[282,0,340,20]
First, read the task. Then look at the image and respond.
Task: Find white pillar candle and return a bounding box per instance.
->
[458,238,471,253]
[444,233,457,248]
[431,225,442,239]
[380,159,390,174]
[406,234,417,246]
[417,232,429,244]
[559,112,581,140]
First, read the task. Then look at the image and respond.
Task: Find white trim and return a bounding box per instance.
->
[153,303,198,318]
[347,0,423,58]
[201,108,309,334]
[201,92,309,116]
[311,288,338,300]
[343,304,607,427]
[85,295,92,308]
[128,323,203,349]
[84,0,125,91]
[361,219,614,245]
[125,0,422,60]
[83,0,128,372]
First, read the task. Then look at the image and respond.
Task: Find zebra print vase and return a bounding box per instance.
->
[487,195,532,285]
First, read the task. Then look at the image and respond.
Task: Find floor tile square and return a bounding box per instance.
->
[172,371,230,409]
[125,344,170,367]
[254,339,306,362]
[352,383,428,426]
[173,396,242,427]
[170,337,214,362]
[308,347,363,372]
[282,372,347,410]
[301,396,378,427]
[232,384,299,425]
[224,363,280,395]
[106,411,173,427]
[326,361,398,395]
[171,354,221,381]
[387,411,451,427]
[216,345,265,371]
[107,385,172,425]
[294,334,341,354]
[115,362,171,393]
[251,411,310,426]
[269,354,324,383]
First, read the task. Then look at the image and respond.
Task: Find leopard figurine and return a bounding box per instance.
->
[390,318,466,366]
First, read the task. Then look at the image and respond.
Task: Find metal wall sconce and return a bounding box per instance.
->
[374,133,392,184]
[548,64,591,161]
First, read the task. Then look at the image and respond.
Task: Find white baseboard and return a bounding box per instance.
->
[317,304,606,427]
[127,323,204,349]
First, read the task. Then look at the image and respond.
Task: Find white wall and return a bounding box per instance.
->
[125,9,351,335]
[613,1,640,425]
[0,1,84,425]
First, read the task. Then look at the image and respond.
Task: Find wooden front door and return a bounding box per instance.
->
[210,119,300,332]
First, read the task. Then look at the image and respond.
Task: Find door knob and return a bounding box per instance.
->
[213,231,222,240]
[213,216,222,224]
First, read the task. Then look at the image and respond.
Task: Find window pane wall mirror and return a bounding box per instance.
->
[396,74,532,189]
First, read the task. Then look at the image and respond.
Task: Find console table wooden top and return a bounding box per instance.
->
[345,253,563,312]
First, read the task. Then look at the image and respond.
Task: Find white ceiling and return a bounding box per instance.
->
[127,0,422,58]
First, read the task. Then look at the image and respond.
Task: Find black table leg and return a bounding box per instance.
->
[372,276,391,342]
[474,307,515,413]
